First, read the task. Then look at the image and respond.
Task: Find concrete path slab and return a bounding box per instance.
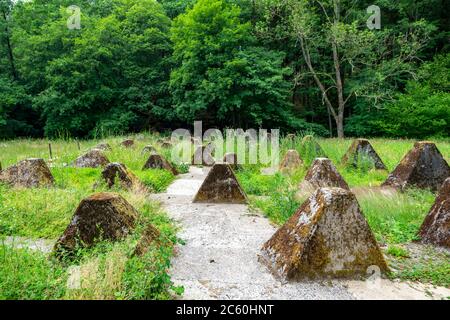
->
[2,236,54,254]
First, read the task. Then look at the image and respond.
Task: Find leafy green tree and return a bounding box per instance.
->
[0,76,39,138]
[287,0,434,138]
[22,0,173,137]
[171,0,321,132]
[372,53,450,138]
[158,0,195,19]
[0,0,17,80]
[0,0,41,138]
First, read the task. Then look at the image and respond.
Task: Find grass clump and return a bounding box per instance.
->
[0,184,89,238]
[387,245,410,258]
[360,189,435,244]
[135,170,175,193]
[0,244,67,300]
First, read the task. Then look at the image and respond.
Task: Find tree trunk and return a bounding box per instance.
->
[332,1,345,138]
[336,112,344,139]
[2,9,17,80]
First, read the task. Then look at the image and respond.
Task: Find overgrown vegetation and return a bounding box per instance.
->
[239,136,450,287]
[0,134,183,299]
[1,134,449,297]
[1,0,448,299]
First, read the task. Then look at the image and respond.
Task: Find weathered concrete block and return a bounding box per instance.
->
[0,158,54,188]
[260,187,388,280]
[94,143,112,151]
[341,139,386,170]
[141,145,156,155]
[382,141,449,192]
[193,163,247,204]
[74,149,110,168]
[142,153,178,175]
[280,149,303,173]
[100,162,147,193]
[133,224,162,257]
[299,158,349,193]
[419,177,450,248]
[161,141,172,149]
[54,192,138,255]
[120,139,135,148]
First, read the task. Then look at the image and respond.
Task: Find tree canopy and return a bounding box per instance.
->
[0,0,448,139]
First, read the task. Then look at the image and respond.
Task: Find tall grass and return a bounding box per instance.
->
[1,134,449,294]
[0,244,67,299]
[0,133,183,300]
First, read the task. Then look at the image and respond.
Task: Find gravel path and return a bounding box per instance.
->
[152,166,450,300]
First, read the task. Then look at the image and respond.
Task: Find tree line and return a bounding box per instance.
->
[0,0,449,139]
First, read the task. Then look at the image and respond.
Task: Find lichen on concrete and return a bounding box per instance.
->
[100,162,148,193]
[54,192,138,257]
[193,163,247,204]
[142,152,178,175]
[0,158,54,188]
[298,158,350,195]
[382,141,450,192]
[260,187,389,280]
[73,149,110,168]
[419,177,450,248]
[120,139,135,148]
[341,139,386,170]
[280,150,303,174]
[94,143,112,151]
[141,145,156,155]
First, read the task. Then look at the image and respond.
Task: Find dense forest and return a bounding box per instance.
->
[0,0,449,139]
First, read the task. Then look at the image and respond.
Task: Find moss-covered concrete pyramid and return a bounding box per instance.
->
[341,139,386,170]
[0,158,54,188]
[142,152,178,175]
[382,141,450,192]
[299,158,349,193]
[54,192,138,256]
[280,149,303,173]
[193,163,247,204]
[141,145,156,155]
[74,149,110,168]
[120,139,135,148]
[161,141,172,149]
[419,177,450,248]
[94,143,112,151]
[260,187,388,280]
[101,162,148,193]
